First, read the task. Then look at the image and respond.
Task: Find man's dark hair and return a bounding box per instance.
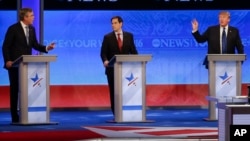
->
[19,8,33,21]
[111,16,123,23]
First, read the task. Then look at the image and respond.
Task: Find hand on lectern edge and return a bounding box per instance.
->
[104,60,109,67]
[47,42,56,51]
[5,61,13,69]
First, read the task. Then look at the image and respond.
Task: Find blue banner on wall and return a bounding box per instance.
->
[1,10,250,85]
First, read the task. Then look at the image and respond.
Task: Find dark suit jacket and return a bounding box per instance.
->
[100,31,138,74]
[2,22,47,69]
[192,25,244,68]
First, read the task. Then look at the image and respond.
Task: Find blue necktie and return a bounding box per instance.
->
[222,28,227,54]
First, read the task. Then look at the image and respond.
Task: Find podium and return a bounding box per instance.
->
[217,102,250,141]
[13,55,57,125]
[205,54,246,121]
[109,54,152,122]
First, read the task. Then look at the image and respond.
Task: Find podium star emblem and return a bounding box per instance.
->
[126,73,138,86]
[126,73,134,81]
[31,73,43,87]
[219,72,232,85]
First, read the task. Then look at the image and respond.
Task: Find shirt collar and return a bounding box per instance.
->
[20,21,29,28]
[115,30,123,35]
[221,25,228,30]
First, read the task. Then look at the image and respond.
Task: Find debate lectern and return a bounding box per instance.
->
[109,54,152,122]
[205,54,246,121]
[217,102,250,141]
[12,55,57,125]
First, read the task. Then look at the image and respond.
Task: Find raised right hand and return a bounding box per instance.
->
[191,19,199,31]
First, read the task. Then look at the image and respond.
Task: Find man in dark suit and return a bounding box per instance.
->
[2,8,55,123]
[191,10,244,68]
[100,16,138,115]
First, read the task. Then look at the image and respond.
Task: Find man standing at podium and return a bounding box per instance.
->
[191,10,244,69]
[100,16,138,116]
[2,8,55,123]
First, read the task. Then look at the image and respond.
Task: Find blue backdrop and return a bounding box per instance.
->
[1,10,250,85]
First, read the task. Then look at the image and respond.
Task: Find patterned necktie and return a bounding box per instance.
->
[222,28,227,54]
[25,26,29,45]
[117,33,122,51]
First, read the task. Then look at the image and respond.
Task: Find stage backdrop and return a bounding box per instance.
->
[0,10,249,108]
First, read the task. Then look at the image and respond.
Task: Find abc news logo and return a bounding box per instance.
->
[230,125,250,140]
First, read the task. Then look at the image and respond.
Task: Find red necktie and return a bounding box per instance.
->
[117,33,122,51]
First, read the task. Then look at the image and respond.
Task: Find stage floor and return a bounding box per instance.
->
[0,108,218,141]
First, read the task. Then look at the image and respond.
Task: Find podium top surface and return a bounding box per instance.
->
[217,103,250,109]
[13,55,57,64]
[206,96,248,103]
[207,54,246,61]
[111,54,152,62]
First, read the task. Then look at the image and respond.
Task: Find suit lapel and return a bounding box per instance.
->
[18,22,29,46]
[216,26,220,42]
[227,27,232,43]
[122,32,127,48]
[213,26,221,53]
[112,32,120,51]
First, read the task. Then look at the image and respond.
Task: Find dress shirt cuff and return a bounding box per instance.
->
[192,29,198,33]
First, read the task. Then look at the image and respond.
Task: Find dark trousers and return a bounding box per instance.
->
[8,67,19,122]
[106,68,115,115]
